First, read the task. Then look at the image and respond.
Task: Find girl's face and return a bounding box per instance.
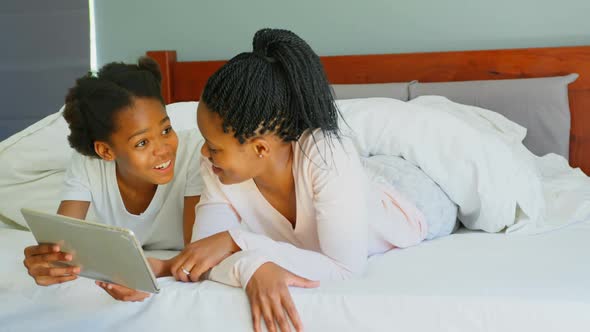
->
[96,97,178,186]
[196,102,267,185]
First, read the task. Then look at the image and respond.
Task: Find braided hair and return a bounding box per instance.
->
[63,57,163,158]
[201,28,340,144]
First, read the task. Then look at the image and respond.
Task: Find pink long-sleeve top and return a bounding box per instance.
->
[193,130,427,288]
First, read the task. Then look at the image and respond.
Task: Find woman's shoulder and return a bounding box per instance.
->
[297,129,357,158]
[295,129,360,174]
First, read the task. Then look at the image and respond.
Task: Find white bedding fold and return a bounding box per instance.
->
[336,97,547,233]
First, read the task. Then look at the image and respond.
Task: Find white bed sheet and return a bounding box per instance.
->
[2,221,589,332]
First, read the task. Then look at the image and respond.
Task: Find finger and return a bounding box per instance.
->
[188,261,210,282]
[261,298,277,332]
[251,304,262,332]
[282,293,302,332]
[31,265,80,277]
[35,274,77,286]
[122,292,150,302]
[108,283,150,302]
[96,282,123,299]
[27,252,73,266]
[97,282,120,299]
[170,254,188,281]
[289,274,320,289]
[25,244,60,257]
[108,283,148,296]
[178,262,193,283]
[176,256,197,283]
[100,282,150,302]
[271,296,292,332]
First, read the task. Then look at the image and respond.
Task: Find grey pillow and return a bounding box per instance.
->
[409,74,578,158]
[331,82,410,101]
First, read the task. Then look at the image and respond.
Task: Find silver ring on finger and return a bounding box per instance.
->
[181,266,191,275]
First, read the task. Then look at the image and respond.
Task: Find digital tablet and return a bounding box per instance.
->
[21,208,159,293]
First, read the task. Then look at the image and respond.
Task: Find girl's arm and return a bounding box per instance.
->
[56,200,91,219]
[143,195,203,279]
[182,196,201,246]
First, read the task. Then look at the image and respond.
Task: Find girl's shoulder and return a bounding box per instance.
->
[65,151,111,184]
[69,150,106,169]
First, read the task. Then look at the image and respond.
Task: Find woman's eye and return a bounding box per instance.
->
[162,127,173,135]
[136,140,147,148]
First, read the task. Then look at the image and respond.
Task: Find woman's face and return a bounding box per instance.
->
[196,101,265,185]
[99,97,178,186]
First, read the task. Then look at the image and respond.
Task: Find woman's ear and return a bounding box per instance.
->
[94,141,116,161]
[251,138,271,159]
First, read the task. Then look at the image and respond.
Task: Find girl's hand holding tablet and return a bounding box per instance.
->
[23,243,80,285]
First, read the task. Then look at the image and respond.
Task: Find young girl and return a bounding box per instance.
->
[168,29,454,332]
[22,58,203,302]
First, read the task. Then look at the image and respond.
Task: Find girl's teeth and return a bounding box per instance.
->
[155,160,170,169]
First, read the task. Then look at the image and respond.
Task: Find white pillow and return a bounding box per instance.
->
[0,102,200,229]
[167,101,199,131]
[336,97,546,233]
[0,108,72,228]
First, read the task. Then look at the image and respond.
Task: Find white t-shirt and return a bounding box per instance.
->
[194,130,427,288]
[61,130,204,250]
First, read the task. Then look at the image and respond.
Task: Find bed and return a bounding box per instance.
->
[1,46,590,332]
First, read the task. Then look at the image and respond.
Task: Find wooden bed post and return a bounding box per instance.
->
[146,50,177,104]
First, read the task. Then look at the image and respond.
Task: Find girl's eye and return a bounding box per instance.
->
[162,126,173,135]
[136,140,147,148]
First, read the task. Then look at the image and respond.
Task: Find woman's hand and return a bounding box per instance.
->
[170,231,240,282]
[23,244,80,286]
[246,262,320,332]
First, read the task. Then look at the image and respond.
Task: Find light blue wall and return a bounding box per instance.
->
[95,0,590,66]
[0,0,89,140]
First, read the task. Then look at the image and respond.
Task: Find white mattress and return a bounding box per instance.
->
[2,221,589,332]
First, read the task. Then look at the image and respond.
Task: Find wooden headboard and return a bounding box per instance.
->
[147,46,590,174]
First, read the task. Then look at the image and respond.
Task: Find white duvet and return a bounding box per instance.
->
[2,222,590,332]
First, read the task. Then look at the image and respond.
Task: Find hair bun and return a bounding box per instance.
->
[252,28,301,57]
[138,56,162,84]
[97,57,162,85]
